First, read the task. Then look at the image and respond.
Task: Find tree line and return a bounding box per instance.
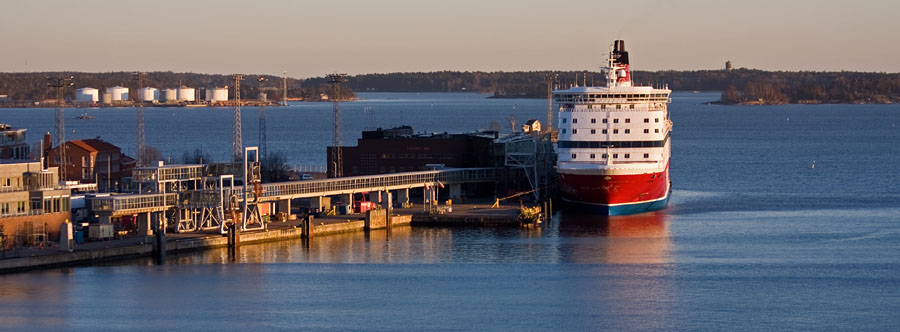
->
[3,69,899,104]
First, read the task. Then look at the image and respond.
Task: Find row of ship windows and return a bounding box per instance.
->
[556,93,669,99]
[561,128,661,134]
[562,117,660,124]
[571,153,651,159]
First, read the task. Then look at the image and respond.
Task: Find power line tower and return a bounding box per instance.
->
[133,72,146,166]
[328,73,347,178]
[257,76,268,160]
[282,71,288,107]
[545,73,558,132]
[47,76,74,183]
[232,74,245,162]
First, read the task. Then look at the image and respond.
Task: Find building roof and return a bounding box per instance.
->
[67,139,121,153]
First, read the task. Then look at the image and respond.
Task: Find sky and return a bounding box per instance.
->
[1,0,898,78]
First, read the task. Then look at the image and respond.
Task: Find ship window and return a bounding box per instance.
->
[644,118,649,123]
[602,129,608,134]
[572,118,577,124]
[624,129,630,134]
[613,154,618,158]
[613,119,619,123]
[624,154,630,158]
[644,129,650,133]
[655,129,660,133]
[572,129,578,134]
[590,129,596,134]
[602,119,608,123]
[630,104,635,109]
[613,129,619,134]
[644,153,650,158]
[571,153,577,159]
[590,154,595,159]
[591,118,596,124]
[625,118,630,123]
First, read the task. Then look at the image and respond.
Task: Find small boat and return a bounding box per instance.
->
[76,112,95,120]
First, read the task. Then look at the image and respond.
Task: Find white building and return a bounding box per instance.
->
[105,86,129,101]
[138,87,159,102]
[75,88,100,103]
[177,87,196,102]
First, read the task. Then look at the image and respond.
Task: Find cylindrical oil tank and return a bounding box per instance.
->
[102,93,112,105]
[177,87,196,101]
[208,87,228,102]
[75,88,99,102]
[139,87,159,102]
[105,86,129,101]
[162,88,178,102]
[259,92,267,102]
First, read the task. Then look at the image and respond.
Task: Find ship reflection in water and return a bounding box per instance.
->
[554,210,671,264]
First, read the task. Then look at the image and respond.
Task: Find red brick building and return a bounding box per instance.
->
[46,137,135,188]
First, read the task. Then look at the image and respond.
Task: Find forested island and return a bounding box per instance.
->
[2,69,899,105]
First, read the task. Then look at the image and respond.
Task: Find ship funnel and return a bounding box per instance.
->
[615,40,625,52]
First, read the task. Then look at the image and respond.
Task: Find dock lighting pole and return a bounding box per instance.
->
[133,72,146,166]
[328,73,348,178]
[232,74,245,162]
[257,76,268,160]
[243,146,261,231]
[47,76,74,183]
[545,73,557,132]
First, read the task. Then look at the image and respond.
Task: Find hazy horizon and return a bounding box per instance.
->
[1,0,898,78]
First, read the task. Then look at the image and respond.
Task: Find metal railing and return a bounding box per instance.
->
[91,193,177,213]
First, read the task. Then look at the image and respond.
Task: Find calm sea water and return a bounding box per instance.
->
[1,92,900,331]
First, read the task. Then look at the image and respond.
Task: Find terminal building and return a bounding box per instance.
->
[0,161,71,245]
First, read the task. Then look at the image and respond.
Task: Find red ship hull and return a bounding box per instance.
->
[558,163,670,215]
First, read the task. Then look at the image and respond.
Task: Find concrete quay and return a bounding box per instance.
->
[0,203,530,274]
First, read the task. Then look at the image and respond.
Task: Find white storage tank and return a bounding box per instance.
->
[75,88,99,103]
[139,87,159,102]
[177,87,196,101]
[105,86,129,101]
[207,87,228,102]
[161,88,178,102]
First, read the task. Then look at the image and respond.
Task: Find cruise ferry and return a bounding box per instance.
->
[555,40,672,215]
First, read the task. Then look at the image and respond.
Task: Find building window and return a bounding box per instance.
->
[644,153,650,158]
[624,129,630,134]
[624,154,630,158]
[590,129,596,134]
[561,129,567,134]
[572,129,578,134]
[625,118,631,123]
[655,118,660,123]
[644,129,650,133]
[602,119,608,124]
[630,104,635,109]
[613,119,619,123]
[616,105,621,109]
[613,154,618,158]
[602,154,608,158]
[613,129,619,134]
[573,118,578,124]
[591,119,596,124]
[562,118,567,123]
[602,129,608,134]
[571,153,577,159]
[655,129,660,133]
[590,153,595,159]
[644,118,650,123]
[601,104,607,109]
